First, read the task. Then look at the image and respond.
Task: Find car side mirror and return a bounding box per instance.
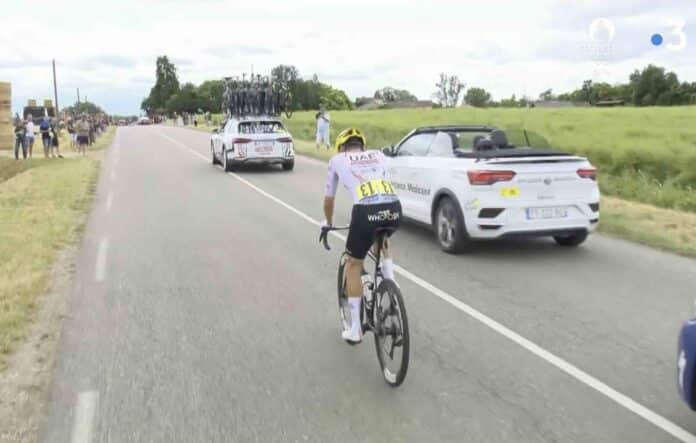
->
[212,128,219,134]
[382,145,394,156]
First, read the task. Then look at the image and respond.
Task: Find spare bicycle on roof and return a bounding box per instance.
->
[222,73,293,119]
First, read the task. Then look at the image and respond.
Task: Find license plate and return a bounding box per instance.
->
[255,144,273,154]
[526,207,568,220]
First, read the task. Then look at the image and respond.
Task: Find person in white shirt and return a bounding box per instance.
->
[25,115,35,158]
[315,106,331,150]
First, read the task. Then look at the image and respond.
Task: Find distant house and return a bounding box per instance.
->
[532,100,583,108]
[355,97,384,110]
[381,99,435,109]
[594,99,625,107]
[355,97,435,110]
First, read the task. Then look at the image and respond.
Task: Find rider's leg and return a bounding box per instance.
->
[345,256,363,336]
[380,238,396,280]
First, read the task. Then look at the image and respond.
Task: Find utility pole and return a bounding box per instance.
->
[52,59,59,117]
[77,88,80,104]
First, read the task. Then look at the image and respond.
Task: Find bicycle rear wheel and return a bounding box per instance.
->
[373,279,410,387]
[337,253,358,345]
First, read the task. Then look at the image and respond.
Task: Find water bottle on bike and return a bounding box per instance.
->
[362,272,374,309]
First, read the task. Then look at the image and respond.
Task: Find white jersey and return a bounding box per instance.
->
[325,149,399,205]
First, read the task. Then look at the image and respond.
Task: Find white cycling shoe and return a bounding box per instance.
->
[342,327,362,344]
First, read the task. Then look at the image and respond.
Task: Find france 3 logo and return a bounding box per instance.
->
[588,17,687,53]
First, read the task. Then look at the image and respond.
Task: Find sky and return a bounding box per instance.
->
[1,0,694,115]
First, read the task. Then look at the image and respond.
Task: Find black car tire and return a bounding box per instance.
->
[434,197,471,254]
[553,231,588,247]
[223,147,235,172]
[211,144,219,165]
[282,160,295,171]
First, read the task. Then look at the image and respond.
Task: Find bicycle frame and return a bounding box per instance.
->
[320,225,390,332]
[320,224,409,386]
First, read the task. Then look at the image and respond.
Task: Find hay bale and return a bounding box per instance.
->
[43,99,53,108]
[0,133,13,151]
[27,99,36,107]
[0,82,9,97]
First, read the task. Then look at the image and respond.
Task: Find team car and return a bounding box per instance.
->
[383,125,600,253]
[210,116,295,171]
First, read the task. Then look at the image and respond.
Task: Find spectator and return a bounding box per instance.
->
[13,114,26,160]
[315,106,331,150]
[40,117,52,158]
[25,115,35,158]
[88,117,95,145]
[194,118,198,128]
[67,118,76,150]
[50,117,62,158]
[76,115,89,156]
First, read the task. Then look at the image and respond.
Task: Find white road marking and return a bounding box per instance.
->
[158,131,696,443]
[95,237,109,282]
[105,191,114,213]
[71,390,98,443]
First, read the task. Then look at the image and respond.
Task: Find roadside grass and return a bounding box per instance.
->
[0,127,114,368]
[292,139,696,258]
[283,107,696,212]
[0,158,42,184]
[600,196,696,257]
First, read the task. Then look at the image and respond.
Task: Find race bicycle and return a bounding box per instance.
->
[320,225,410,387]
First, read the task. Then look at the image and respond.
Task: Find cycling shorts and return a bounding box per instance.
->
[345,201,402,260]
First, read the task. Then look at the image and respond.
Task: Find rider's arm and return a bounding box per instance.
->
[324,196,335,226]
[324,158,339,225]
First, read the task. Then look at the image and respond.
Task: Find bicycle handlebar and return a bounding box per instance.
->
[319,225,349,250]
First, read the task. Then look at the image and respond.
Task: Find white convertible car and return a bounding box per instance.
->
[384,125,599,253]
[210,116,295,171]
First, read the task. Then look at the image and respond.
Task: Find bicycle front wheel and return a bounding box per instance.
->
[373,279,410,387]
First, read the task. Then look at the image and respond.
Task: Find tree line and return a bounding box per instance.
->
[556,65,696,106]
[434,64,696,108]
[141,57,696,114]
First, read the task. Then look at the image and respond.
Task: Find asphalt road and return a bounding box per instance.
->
[39,125,696,442]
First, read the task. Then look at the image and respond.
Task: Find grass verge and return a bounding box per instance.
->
[600,196,696,257]
[0,129,115,368]
[293,139,696,258]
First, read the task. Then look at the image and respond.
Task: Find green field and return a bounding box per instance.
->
[282,107,696,212]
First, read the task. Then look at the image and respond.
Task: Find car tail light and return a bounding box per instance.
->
[577,168,597,180]
[276,137,294,157]
[467,170,516,185]
[232,138,252,157]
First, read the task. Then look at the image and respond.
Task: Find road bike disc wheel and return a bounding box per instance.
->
[336,253,356,345]
[373,279,410,387]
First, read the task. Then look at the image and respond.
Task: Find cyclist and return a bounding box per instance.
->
[322,128,402,343]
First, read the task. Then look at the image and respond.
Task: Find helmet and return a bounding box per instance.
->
[335,128,366,152]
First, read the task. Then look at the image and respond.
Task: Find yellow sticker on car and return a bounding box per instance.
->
[355,179,396,200]
[500,186,520,198]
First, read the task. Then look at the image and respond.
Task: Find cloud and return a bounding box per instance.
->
[73,55,139,70]
[206,45,273,58]
[2,0,696,114]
